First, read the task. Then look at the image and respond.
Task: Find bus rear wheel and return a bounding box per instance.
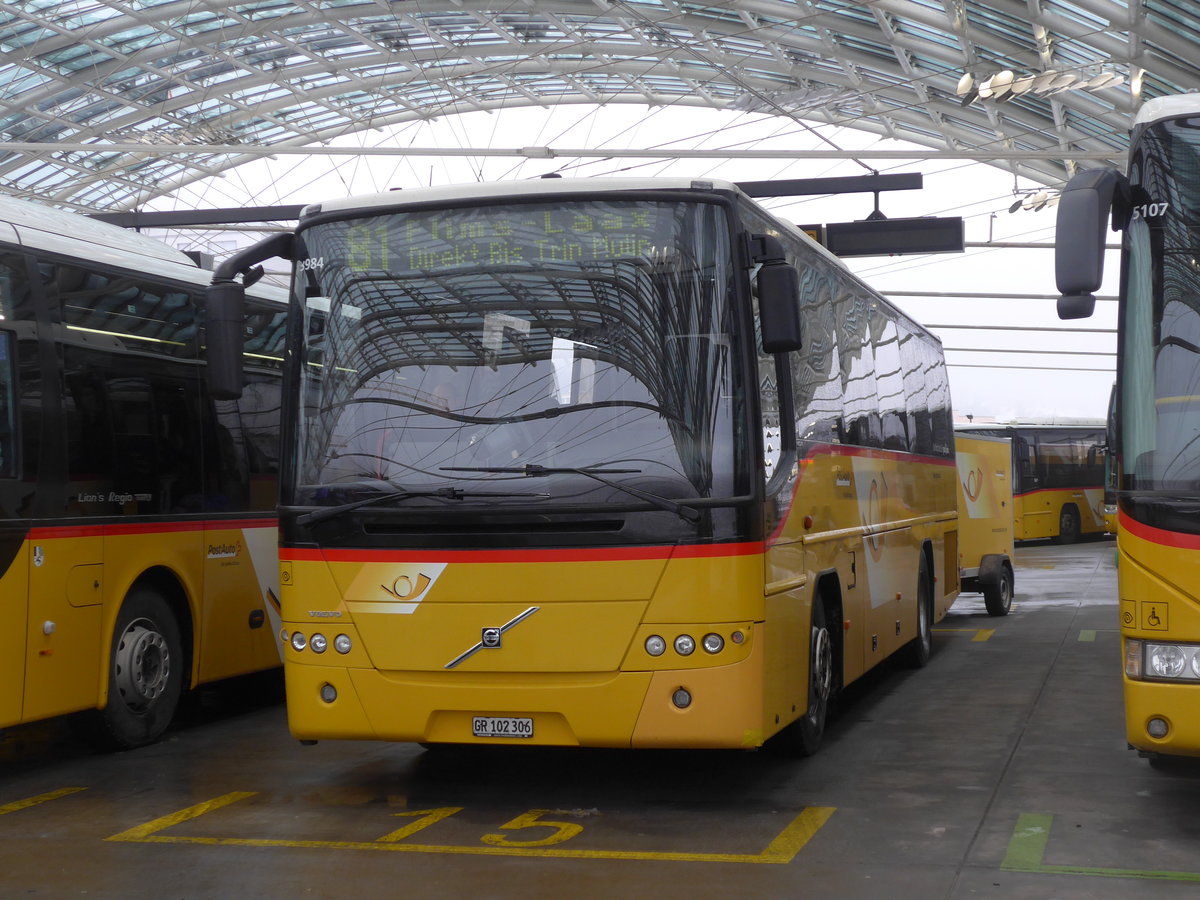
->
[900,553,934,667]
[1057,505,1081,544]
[98,588,184,750]
[983,562,1014,616]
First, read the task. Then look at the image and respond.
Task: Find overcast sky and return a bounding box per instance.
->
[151,104,1117,424]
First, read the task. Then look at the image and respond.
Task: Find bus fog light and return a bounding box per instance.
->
[291,632,307,651]
[1148,717,1170,738]
[310,633,328,654]
[672,688,692,709]
[674,635,696,656]
[702,633,724,654]
[334,634,352,654]
[645,635,666,657]
[1149,644,1187,678]
[320,683,337,703]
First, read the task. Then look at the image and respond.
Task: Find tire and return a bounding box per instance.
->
[771,593,835,757]
[1057,504,1081,544]
[983,563,1014,616]
[900,552,934,668]
[96,588,185,750]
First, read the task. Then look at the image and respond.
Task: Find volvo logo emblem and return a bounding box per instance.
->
[445,607,540,668]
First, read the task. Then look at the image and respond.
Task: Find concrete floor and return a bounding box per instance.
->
[3,536,1200,899]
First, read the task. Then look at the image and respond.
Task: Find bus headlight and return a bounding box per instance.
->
[702,633,724,654]
[310,633,328,654]
[334,634,353,654]
[291,632,307,652]
[645,635,666,657]
[674,634,696,656]
[1135,641,1200,681]
[1149,644,1186,678]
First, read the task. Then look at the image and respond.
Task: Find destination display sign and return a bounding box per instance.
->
[332,202,675,274]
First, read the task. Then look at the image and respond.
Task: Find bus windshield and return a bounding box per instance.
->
[1123,112,1200,500]
[289,197,742,517]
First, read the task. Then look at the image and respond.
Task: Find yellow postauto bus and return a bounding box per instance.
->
[957,421,1107,543]
[1056,94,1200,762]
[207,177,960,754]
[0,194,285,749]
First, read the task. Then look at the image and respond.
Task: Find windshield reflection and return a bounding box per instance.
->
[289,198,742,516]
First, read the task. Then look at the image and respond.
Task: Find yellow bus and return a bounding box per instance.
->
[1056,94,1200,762]
[957,422,1107,543]
[0,194,285,749]
[207,177,960,754]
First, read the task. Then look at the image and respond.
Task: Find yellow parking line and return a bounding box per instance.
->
[108,792,836,864]
[934,628,994,641]
[0,787,86,816]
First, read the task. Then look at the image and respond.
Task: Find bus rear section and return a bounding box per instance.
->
[954,433,1015,616]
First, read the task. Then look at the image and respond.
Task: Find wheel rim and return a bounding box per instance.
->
[811,625,833,706]
[114,617,171,709]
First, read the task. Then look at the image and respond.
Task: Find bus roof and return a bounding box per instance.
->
[301,176,745,217]
[1134,94,1200,128]
[0,191,197,270]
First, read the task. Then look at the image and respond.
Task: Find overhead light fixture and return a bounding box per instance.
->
[955,66,1126,105]
[1008,189,1061,213]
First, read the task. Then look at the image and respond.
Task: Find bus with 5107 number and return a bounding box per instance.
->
[1056,94,1200,761]
[0,194,286,749]
[206,176,961,754]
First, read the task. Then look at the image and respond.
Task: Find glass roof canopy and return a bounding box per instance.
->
[0,0,1197,213]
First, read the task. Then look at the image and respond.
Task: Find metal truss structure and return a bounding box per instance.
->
[1,1,1198,212]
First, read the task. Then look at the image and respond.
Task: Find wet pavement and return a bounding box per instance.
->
[4,536,1200,899]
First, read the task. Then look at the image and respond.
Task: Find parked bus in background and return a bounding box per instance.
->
[206,176,960,755]
[0,194,286,749]
[1056,93,1200,761]
[956,421,1107,543]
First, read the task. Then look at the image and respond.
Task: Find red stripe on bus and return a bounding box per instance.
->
[28,518,278,540]
[1119,509,1200,550]
[281,541,764,564]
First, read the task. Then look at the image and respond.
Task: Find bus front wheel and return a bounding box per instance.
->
[771,594,835,757]
[99,588,184,750]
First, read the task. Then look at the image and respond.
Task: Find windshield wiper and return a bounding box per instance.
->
[292,485,545,527]
[440,464,702,524]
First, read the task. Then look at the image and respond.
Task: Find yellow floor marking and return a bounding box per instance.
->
[0,787,86,816]
[107,792,835,864]
[934,628,994,641]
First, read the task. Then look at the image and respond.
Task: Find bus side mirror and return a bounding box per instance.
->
[1055,167,1129,320]
[206,232,295,400]
[752,234,802,353]
[207,280,247,400]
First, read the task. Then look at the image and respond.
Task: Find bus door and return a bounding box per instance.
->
[1011,434,1048,540]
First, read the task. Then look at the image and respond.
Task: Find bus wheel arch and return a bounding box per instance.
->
[1057,504,1082,544]
[92,571,192,750]
[770,574,843,757]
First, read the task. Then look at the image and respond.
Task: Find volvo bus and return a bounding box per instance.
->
[206,176,960,754]
[1056,94,1200,761]
[0,194,285,749]
[956,421,1107,543]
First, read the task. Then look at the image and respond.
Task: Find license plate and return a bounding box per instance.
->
[472,716,533,738]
